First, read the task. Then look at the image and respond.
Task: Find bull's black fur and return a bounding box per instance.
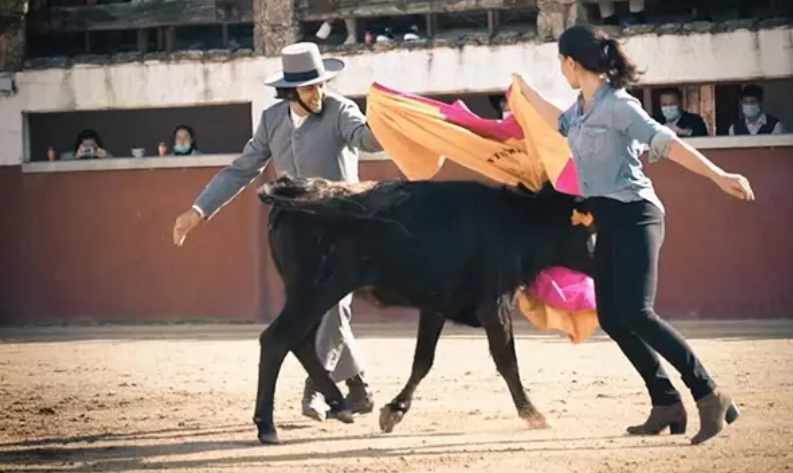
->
[252,176,595,444]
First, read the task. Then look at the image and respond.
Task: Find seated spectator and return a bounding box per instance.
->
[172,125,201,155]
[158,142,169,157]
[652,88,708,137]
[599,0,645,25]
[61,129,112,160]
[729,84,785,136]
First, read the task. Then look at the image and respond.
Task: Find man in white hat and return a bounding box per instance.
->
[172,42,381,422]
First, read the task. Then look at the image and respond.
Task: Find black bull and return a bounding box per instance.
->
[253,176,596,444]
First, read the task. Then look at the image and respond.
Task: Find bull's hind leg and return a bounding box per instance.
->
[380,310,445,433]
[254,297,349,445]
[481,301,549,429]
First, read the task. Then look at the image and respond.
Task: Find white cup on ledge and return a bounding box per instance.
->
[131,148,145,158]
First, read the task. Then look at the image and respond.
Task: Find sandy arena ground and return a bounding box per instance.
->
[1,320,792,473]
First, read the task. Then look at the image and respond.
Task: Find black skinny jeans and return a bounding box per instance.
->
[589,197,716,406]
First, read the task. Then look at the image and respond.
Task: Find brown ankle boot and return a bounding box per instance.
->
[691,390,740,445]
[627,402,687,435]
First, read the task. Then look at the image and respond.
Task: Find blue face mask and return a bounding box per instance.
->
[742,103,761,120]
[661,105,681,122]
[173,143,191,154]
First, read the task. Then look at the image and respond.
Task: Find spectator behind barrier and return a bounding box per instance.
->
[172,125,201,156]
[652,88,708,137]
[729,84,785,136]
[61,129,113,160]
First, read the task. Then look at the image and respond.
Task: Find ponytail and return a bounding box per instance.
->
[601,37,640,89]
[558,25,642,89]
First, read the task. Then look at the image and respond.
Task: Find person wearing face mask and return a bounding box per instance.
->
[652,88,708,138]
[729,84,784,136]
[514,25,754,446]
[172,42,383,443]
[172,125,201,156]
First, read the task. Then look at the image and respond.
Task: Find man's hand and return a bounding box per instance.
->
[173,208,203,247]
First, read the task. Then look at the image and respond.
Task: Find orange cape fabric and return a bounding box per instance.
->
[366,79,599,343]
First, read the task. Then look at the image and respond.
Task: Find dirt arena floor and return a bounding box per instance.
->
[1,320,792,473]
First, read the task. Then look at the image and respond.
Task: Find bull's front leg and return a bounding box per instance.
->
[380,311,445,433]
[254,299,349,445]
[481,300,549,429]
[254,316,292,445]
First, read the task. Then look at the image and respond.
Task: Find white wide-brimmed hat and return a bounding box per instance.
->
[264,42,346,88]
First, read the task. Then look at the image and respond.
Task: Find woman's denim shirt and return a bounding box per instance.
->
[559,84,676,212]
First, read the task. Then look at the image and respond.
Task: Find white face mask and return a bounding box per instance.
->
[742,103,761,120]
[173,143,191,154]
[661,105,681,122]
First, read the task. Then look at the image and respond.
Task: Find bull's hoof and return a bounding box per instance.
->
[258,431,281,445]
[524,415,550,429]
[256,424,281,445]
[523,413,551,430]
[519,408,550,430]
[379,404,405,433]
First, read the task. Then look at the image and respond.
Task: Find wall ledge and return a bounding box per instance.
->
[19,137,792,173]
[21,151,392,173]
[685,134,793,149]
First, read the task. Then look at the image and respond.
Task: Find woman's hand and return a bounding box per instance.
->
[510,73,562,131]
[512,74,539,102]
[714,172,755,201]
[667,140,755,202]
[512,73,529,95]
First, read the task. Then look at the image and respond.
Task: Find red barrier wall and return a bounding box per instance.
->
[1,146,791,323]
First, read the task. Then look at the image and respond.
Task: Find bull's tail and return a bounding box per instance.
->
[258,176,413,236]
[258,176,372,216]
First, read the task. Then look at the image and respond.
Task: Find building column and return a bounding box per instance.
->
[537,0,589,41]
[253,0,300,57]
[0,0,27,71]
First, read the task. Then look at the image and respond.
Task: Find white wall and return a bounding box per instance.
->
[1,26,791,166]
